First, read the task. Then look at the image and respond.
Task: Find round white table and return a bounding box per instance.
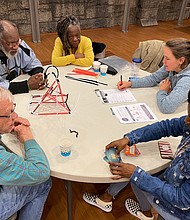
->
[2,64,187,219]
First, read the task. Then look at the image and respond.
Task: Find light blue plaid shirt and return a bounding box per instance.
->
[0,138,50,186]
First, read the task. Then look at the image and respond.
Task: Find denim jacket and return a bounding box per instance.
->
[125,116,190,219]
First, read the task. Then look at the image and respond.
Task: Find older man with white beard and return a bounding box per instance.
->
[0,20,46,94]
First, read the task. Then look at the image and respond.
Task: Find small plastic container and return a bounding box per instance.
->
[100,64,108,76]
[59,138,73,157]
[93,61,101,72]
[131,58,142,77]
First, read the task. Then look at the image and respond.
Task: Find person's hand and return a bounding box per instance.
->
[39,76,48,90]
[13,124,33,143]
[75,53,85,59]
[117,81,132,90]
[13,117,30,127]
[109,162,136,180]
[27,73,47,90]
[105,137,130,153]
[151,207,159,220]
[159,78,171,93]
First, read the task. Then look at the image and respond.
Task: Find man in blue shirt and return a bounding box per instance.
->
[0,20,46,94]
[0,87,51,220]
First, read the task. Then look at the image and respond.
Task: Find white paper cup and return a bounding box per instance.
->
[59,138,73,157]
[100,64,108,76]
[93,61,101,72]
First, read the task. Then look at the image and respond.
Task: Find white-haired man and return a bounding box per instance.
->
[0,87,51,219]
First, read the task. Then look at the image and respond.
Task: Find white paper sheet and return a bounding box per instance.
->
[97,89,136,103]
[111,103,157,124]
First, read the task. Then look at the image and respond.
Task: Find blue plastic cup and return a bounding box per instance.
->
[93,61,101,72]
[60,138,72,157]
[100,64,108,76]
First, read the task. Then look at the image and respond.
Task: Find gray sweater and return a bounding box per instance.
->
[131,65,190,114]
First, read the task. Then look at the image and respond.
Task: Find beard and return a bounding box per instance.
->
[0,45,18,59]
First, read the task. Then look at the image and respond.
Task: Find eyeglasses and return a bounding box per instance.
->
[1,38,21,47]
[0,103,16,118]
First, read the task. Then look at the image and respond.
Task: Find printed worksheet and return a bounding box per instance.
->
[97,89,136,103]
[111,103,157,123]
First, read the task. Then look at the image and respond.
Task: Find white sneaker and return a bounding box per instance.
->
[125,198,154,220]
[83,192,112,212]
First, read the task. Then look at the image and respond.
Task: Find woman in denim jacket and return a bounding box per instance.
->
[104,89,190,220]
[117,38,190,114]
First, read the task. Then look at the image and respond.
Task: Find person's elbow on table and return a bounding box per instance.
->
[157,98,178,114]
[158,103,177,114]
[157,93,179,114]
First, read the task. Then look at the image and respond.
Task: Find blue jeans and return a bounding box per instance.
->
[0,178,51,220]
[106,170,166,198]
[131,183,181,220]
[107,181,129,197]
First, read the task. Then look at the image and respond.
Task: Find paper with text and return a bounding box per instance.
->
[97,89,136,103]
[111,103,157,123]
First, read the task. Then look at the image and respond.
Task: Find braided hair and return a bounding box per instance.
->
[57,15,80,55]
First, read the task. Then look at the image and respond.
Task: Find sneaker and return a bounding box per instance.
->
[125,198,154,220]
[83,192,112,212]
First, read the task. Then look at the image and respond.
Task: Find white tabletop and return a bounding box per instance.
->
[2,65,186,183]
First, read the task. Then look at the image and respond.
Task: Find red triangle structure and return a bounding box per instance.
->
[30,66,70,115]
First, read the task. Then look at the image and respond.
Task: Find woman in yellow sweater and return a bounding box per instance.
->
[51,15,94,67]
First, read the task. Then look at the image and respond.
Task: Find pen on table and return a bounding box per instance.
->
[65,76,108,86]
[65,75,98,86]
[83,78,108,86]
[120,75,123,85]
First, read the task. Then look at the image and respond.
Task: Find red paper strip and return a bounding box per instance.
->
[72,68,98,76]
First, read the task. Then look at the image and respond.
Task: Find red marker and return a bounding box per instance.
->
[120,75,123,85]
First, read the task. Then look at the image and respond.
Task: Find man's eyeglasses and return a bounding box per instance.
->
[0,103,16,118]
[1,38,21,47]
